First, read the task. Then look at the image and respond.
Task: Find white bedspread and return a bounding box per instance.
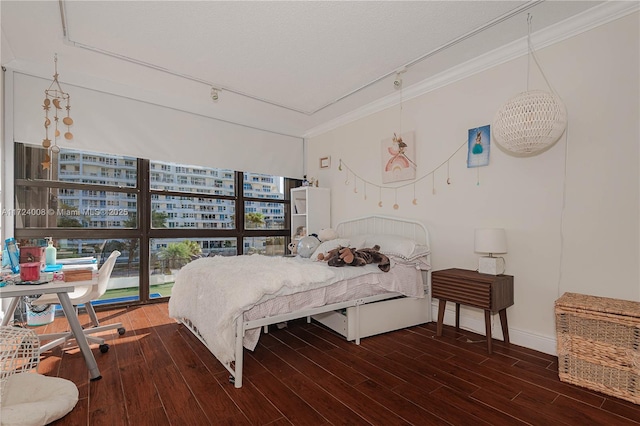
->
[169,254,379,364]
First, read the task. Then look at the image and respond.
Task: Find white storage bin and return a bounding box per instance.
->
[26,303,55,326]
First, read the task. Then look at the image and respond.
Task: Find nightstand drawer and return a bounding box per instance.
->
[432,268,514,312]
[432,277,491,309]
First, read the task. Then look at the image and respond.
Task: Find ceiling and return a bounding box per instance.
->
[1,1,608,138]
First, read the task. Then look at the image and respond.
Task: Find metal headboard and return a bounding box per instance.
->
[336,215,429,247]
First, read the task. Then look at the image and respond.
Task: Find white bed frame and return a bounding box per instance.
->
[182,215,432,388]
[311,215,431,341]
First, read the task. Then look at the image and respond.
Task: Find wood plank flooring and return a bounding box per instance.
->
[26,302,640,425]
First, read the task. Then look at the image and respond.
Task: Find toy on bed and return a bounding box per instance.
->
[317,228,339,242]
[317,245,391,272]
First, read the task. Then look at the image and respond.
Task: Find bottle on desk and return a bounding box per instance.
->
[5,237,20,274]
[45,237,57,266]
[2,249,9,268]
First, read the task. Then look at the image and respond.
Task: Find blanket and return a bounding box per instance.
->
[168,255,338,364]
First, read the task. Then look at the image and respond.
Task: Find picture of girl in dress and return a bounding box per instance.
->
[472,131,483,154]
[467,125,490,168]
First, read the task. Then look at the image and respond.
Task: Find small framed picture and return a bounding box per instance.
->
[319,156,331,169]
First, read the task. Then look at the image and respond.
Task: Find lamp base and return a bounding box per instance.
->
[478,256,504,275]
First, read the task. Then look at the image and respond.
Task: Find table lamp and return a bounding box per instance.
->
[474,228,507,275]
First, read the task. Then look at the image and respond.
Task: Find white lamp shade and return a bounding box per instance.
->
[474,228,507,254]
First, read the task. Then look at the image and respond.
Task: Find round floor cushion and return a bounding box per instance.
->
[1,373,79,426]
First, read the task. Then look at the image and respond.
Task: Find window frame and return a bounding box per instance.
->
[13,143,299,306]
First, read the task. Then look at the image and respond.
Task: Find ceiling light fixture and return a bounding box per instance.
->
[393,67,406,90]
[210,87,220,101]
[492,15,567,156]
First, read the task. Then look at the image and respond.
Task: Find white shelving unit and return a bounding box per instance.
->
[290,186,330,238]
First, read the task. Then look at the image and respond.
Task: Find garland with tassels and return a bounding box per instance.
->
[338,139,477,209]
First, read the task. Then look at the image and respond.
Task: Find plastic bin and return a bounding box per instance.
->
[26,303,55,326]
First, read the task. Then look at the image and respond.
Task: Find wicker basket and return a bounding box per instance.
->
[555,292,640,404]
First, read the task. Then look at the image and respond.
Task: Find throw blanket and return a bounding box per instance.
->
[168,255,337,364]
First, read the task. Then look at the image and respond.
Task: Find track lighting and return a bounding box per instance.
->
[393,75,402,89]
[211,87,220,101]
[393,67,406,90]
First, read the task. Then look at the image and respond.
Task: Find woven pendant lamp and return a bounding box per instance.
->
[493,16,567,156]
[493,89,567,155]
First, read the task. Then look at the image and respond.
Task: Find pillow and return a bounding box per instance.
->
[404,243,431,261]
[311,238,351,261]
[363,234,430,260]
[345,234,368,249]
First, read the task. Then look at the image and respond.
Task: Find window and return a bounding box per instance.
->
[14,143,297,308]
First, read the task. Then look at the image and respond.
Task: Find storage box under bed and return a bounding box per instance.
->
[555,292,640,404]
[313,295,431,341]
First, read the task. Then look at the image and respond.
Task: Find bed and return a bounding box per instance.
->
[168,215,432,388]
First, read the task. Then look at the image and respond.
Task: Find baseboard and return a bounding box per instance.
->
[430,301,557,356]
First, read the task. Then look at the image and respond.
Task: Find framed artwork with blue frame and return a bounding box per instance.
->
[467,125,490,168]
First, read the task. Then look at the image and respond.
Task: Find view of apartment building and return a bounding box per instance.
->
[57,149,286,255]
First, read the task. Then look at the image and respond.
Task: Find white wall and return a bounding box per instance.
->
[307,13,639,354]
[5,70,304,179]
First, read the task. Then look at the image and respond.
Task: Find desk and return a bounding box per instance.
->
[0,281,102,381]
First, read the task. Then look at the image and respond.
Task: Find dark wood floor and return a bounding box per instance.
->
[28,302,639,425]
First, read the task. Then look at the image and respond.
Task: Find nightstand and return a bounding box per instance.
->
[432,268,514,354]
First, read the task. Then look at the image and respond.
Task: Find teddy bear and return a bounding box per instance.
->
[317,245,391,272]
[317,228,339,242]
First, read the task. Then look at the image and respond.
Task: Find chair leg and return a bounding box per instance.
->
[86,335,106,345]
[85,303,100,328]
[82,302,126,340]
[83,322,126,337]
[39,333,74,353]
[34,296,126,355]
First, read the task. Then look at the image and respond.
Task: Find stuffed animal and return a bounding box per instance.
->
[317,228,339,242]
[317,245,390,272]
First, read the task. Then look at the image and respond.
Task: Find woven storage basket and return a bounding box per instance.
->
[555,292,640,404]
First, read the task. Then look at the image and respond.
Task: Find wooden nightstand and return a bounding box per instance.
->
[432,268,514,354]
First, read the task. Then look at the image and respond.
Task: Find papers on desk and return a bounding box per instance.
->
[56,257,97,265]
[43,264,63,272]
[15,278,52,285]
[40,257,96,275]
[58,257,98,273]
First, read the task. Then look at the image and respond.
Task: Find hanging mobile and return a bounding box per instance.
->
[42,53,73,170]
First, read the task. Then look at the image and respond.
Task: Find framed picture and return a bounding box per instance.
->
[381,131,416,184]
[467,125,490,168]
[319,156,331,169]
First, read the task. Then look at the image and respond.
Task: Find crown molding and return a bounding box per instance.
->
[303,1,639,139]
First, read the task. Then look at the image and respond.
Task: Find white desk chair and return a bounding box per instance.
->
[34,250,125,354]
[0,326,78,425]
